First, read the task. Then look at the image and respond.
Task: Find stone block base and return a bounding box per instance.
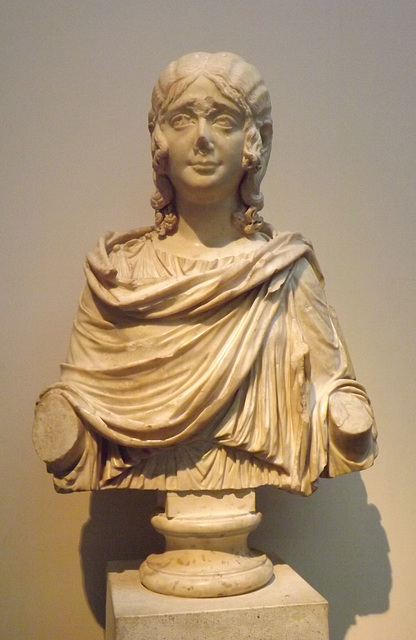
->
[106,561,329,640]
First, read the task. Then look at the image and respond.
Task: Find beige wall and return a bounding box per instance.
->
[1,2,415,639]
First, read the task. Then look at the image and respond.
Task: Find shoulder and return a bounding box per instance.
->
[262,229,322,277]
[86,226,155,283]
[265,230,326,295]
[100,226,155,254]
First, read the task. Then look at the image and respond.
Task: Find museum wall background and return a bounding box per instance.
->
[1,1,415,639]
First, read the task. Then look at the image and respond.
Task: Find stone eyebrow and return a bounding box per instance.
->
[166,97,243,119]
[166,98,199,115]
[205,99,243,118]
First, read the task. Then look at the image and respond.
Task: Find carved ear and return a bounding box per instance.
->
[240,119,272,212]
[151,122,169,174]
[150,172,174,211]
[259,120,273,162]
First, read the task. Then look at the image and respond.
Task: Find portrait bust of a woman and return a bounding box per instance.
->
[33,52,377,496]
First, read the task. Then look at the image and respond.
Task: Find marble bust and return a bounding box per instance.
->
[33,52,377,498]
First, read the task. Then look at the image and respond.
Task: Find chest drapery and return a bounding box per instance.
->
[43,228,377,494]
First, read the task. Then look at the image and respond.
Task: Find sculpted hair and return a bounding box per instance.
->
[148,52,273,235]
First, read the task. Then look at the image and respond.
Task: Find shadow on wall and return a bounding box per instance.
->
[79,489,163,628]
[254,474,391,640]
[79,474,390,639]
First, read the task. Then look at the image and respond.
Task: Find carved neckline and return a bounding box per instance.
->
[149,228,271,264]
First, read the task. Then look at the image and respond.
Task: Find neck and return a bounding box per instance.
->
[174,193,243,248]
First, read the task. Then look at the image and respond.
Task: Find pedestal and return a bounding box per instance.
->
[139,490,273,597]
[106,561,329,640]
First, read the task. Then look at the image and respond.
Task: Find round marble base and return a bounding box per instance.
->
[140,548,273,597]
[139,493,274,598]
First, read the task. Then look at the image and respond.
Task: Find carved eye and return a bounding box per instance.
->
[170,113,193,129]
[213,114,237,130]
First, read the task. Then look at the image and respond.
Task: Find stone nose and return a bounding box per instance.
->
[194,118,214,153]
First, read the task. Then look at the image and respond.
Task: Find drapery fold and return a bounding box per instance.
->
[41,227,377,494]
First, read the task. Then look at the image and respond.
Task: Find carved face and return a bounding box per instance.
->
[162,76,246,205]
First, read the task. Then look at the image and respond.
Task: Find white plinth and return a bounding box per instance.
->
[106,561,329,640]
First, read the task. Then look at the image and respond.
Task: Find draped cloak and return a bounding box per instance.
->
[42,227,377,495]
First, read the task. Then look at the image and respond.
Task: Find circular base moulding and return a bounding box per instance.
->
[139,510,274,597]
[140,549,273,597]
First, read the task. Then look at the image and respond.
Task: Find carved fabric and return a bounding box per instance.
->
[42,228,377,495]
